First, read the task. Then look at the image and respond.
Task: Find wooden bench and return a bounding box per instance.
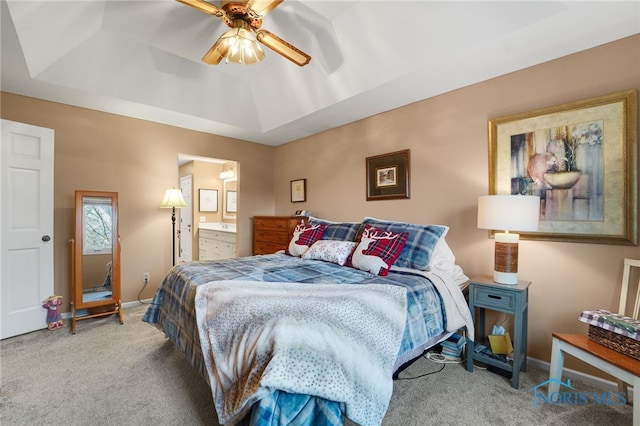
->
[549,333,639,425]
[548,259,640,426]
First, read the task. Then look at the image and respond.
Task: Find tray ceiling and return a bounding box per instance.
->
[2,1,638,146]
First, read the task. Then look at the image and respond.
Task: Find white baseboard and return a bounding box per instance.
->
[527,356,634,397]
[60,299,152,320]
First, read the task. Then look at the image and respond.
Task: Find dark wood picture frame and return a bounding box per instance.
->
[366,149,410,201]
[291,179,306,203]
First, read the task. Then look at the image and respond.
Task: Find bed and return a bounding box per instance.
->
[143,217,473,426]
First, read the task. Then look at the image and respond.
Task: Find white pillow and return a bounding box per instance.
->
[428,237,469,285]
[302,240,356,266]
[429,237,455,271]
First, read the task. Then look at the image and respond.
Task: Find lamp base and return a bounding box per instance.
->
[493,270,519,285]
[493,232,519,285]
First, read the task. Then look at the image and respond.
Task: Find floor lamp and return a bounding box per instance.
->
[160,188,187,266]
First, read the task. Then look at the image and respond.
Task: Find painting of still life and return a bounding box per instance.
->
[489,90,637,245]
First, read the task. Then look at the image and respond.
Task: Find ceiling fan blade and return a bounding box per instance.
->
[248,0,283,16]
[256,30,311,66]
[177,0,225,17]
[202,37,225,65]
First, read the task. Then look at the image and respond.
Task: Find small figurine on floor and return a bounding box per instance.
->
[42,295,63,330]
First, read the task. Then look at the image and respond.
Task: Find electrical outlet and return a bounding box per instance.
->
[143,272,150,282]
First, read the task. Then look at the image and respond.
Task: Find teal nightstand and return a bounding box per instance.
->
[466,276,531,389]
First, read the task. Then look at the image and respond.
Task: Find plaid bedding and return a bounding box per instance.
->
[142,253,454,423]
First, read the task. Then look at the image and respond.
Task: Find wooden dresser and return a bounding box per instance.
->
[252,216,304,255]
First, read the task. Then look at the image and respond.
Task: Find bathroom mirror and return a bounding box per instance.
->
[71,190,123,333]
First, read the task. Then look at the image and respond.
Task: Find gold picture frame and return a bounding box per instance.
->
[366,149,410,201]
[489,89,637,245]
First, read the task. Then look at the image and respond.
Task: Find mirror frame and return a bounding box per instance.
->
[71,190,123,333]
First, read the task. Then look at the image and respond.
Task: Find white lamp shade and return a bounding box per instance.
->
[159,189,187,209]
[477,195,540,232]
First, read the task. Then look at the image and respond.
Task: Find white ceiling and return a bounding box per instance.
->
[2,1,639,146]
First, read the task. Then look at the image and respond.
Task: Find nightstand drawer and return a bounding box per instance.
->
[473,286,517,310]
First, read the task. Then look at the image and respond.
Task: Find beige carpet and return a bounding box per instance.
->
[0,304,633,425]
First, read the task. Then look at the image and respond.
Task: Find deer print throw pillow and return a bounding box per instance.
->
[349,225,409,276]
[362,217,448,270]
[287,223,326,257]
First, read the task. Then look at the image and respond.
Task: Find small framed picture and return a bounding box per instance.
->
[225,190,237,213]
[366,150,410,201]
[199,189,218,212]
[290,179,306,203]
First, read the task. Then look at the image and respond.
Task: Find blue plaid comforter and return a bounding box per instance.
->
[143,254,449,424]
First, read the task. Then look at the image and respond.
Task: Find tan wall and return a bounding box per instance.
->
[274,35,640,369]
[2,34,638,377]
[0,94,275,306]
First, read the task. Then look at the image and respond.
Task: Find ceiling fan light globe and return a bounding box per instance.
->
[218,25,264,65]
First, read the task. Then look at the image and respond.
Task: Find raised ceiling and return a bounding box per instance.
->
[2,1,638,146]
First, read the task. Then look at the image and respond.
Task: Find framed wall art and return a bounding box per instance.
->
[291,179,306,203]
[489,89,637,245]
[198,189,218,212]
[225,190,237,213]
[366,149,410,201]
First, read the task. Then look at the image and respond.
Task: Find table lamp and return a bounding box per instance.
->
[477,195,540,284]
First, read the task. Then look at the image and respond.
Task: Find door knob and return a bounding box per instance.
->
[42,235,51,242]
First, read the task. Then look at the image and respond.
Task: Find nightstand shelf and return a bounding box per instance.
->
[466,276,531,389]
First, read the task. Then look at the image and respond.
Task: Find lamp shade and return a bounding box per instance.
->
[159,189,187,209]
[477,195,540,232]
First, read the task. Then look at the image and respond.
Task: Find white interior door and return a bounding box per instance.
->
[1,119,54,339]
[179,175,192,262]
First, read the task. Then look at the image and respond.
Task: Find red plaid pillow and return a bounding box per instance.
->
[349,225,409,276]
[287,223,326,257]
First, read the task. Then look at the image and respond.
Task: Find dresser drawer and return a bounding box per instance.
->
[254,240,287,255]
[473,286,518,311]
[253,217,291,232]
[254,229,289,244]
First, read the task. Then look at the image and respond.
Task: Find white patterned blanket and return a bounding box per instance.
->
[194,280,408,426]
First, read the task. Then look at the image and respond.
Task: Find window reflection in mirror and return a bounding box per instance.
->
[81,196,114,303]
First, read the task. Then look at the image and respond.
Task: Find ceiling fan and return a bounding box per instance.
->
[177,0,312,66]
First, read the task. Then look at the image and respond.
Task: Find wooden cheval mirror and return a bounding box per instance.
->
[70,190,124,333]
